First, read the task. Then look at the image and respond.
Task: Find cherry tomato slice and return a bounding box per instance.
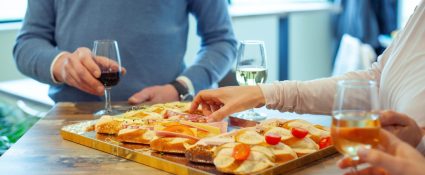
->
[233,143,251,161]
[319,137,332,149]
[265,133,281,145]
[291,127,309,138]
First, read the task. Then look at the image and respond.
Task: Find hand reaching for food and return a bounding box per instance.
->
[190,86,266,121]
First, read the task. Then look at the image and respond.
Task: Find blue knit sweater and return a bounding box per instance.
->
[13,0,237,102]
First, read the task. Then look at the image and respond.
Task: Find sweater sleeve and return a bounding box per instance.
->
[13,0,62,85]
[182,0,237,93]
[258,43,394,115]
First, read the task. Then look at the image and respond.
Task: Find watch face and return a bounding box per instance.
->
[180,94,193,101]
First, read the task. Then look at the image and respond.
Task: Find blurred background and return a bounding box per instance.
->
[0,0,421,155]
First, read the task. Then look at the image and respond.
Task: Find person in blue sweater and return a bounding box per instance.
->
[13,0,237,104]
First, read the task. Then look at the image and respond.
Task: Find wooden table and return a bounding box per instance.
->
[0,102,344,175]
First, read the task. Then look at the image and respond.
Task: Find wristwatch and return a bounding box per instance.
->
[170,80,193,101]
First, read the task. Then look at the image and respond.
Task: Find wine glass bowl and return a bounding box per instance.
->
[92,40,122,117]
[331,80,380,173]
[235,40,268,121]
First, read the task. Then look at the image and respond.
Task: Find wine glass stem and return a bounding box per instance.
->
[104,87,112,113]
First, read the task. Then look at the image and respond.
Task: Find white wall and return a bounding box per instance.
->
[289,11,332,80]
[185,12,332,82]
[0,26,25,81]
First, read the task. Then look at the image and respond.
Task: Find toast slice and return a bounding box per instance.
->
[116,128,156,144]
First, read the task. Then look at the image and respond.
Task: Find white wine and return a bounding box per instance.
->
[236,67,267,86]
[331,112,380,160]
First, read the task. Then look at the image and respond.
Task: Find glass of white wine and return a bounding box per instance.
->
[331,80,381,174]
[235,40,267,121]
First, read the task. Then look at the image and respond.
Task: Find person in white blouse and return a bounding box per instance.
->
[190,0,425,172]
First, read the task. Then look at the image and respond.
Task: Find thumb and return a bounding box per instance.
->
[357,148,403,174]
[121,67,127,76]
[128,90,150,104]
[209,105,231,122]
[380,110,410,126]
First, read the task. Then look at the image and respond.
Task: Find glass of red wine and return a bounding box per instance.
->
[92,40,122,116]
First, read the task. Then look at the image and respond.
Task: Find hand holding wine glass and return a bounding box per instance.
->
[331,80,381,174]
[92,40,124,116]
[338,129,425,175]
[52,47,106,96]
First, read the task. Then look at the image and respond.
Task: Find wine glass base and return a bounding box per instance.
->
[236,110,267,121]
[93,109,122,119]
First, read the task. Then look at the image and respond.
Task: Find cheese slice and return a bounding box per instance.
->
[180,120,221,135]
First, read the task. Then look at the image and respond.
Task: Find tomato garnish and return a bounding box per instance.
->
[291,127,309,138]
[319,136,331,149]
[163,125,194,136]
[233,143,251,161]
[265,133,281,145]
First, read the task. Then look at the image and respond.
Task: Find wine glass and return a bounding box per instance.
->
[92,40,122,117]
[331,80,381,174]
[235,40,268,121]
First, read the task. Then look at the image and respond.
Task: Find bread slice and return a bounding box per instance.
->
[213,143,275,174]
[95,115,123,135]
[185,144,216,164]
[282,119,330,144]
[283,136,319,157]
[150,137,197,153]
[116,128,156,144]
[268,143,298,163]
[264,127,292,141]
[235,130,265,145]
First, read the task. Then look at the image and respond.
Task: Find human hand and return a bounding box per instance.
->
[128,84,179,104]
[380,110,423,147]
[53,47,126,96]
[338,129,425,175]
[190,86,265,122]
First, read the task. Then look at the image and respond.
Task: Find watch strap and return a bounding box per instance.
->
[170,80,189,101]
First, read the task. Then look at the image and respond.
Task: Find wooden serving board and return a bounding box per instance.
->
[61,118,337,175]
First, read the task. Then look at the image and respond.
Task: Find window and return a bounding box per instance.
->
[0,0,27,22]
[399,0,421,28]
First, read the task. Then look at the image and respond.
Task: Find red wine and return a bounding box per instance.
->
[98,72,120,87]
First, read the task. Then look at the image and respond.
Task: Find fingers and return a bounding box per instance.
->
[78,48,101,78]
[338,156,363,169]
[380,110,411,126]
[128,89,151,104]
[191,90,218,113]
[94,56,122,72]
[343,167,388,175]
[54,47,126,96]
[55,48,105,96]
[121,67,127,75]
[69,56,103,92]
[339,130,404,175]
[190,92,203,112]
[201,103,213,116]
[378,129,404,151]
[209,105,232,122]
[356,147,403,175]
